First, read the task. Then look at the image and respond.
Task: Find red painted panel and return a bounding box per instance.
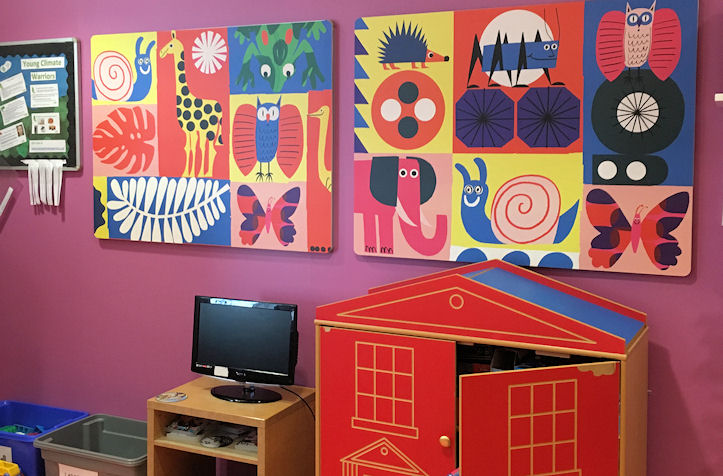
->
[368,261,497,293]
[319,327,456,476]
[460,362,619,476]
[369,260,646,323]
[318,274,627,355]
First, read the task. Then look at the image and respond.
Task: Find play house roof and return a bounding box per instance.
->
[316,260,646,358]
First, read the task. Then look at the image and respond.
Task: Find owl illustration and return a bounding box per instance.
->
[255,97,281,180]
[624,2,655,68]
[231,97,304,181]
[595,1,681,81]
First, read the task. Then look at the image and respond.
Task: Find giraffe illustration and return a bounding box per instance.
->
[159,31,222,177]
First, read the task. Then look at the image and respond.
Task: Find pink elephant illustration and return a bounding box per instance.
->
[354,156,447,256]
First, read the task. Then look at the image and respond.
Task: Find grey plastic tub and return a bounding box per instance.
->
[33,414,146,476]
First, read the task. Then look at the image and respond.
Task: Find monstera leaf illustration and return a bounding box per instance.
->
[93,107,156,173]
[107,177,230,243]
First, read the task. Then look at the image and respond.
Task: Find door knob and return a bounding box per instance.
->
[439,435,451,448]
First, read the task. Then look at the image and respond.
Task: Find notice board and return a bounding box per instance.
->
[0,38,80,170]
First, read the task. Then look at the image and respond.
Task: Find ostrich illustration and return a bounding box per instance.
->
[308,105,331,190]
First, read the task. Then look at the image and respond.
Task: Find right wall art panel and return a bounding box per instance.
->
[353,0,698,276]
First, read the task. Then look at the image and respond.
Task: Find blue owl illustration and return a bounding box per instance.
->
[255,97,281,181]
[232,96,304,181]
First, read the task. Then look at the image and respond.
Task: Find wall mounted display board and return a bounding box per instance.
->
[92,22,333,252]
[0,38,80,170]
[353,0,697,275]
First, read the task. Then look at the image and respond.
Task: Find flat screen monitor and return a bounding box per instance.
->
[191,296,298,403]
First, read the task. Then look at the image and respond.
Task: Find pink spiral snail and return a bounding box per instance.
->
[92,51,133,102]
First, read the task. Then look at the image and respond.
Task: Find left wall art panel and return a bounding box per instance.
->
[91,22,334,253]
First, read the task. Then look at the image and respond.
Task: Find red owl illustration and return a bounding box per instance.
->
[596,2,681,81]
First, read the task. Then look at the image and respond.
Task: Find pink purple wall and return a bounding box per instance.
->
[0,0,721,474]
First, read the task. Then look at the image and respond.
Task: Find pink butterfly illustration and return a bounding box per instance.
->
[585,189,689,270]
[236,184,300,246]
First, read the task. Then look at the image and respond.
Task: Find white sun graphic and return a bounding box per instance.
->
[192,31,227,74]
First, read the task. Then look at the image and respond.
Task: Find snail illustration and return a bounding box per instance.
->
[455,157,579,244]
[92,36,156,102]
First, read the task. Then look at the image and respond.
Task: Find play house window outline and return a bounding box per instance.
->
[352,341,419,438]
[508,379,581,476]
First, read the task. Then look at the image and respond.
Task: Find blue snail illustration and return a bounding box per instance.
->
[92,36,156,102]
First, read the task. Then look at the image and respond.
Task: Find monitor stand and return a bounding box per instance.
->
[211,384,282,403]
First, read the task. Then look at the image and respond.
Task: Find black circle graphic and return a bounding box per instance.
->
[398,82,419,104]
[591,69,684,154]
[398,116,418,138]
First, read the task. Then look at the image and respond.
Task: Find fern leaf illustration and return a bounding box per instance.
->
[107,177,230,243]
[155,177,168,215]
[209,191,220,220]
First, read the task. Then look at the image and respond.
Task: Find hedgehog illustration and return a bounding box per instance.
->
[378,22,450,70]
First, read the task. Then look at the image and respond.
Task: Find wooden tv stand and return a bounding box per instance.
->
[147,376,315,476]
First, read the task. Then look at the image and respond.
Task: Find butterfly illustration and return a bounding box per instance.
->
[585,188,689,270]
[237,184,300,246]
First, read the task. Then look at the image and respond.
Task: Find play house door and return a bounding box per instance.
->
[318,327,457,476]
[459,361,620,476]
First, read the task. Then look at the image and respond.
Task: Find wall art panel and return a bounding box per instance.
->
[92,21,334,253]
[354,0,697,275]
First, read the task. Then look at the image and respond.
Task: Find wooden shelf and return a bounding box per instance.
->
[148,376,315,476]
[153,436,259,464]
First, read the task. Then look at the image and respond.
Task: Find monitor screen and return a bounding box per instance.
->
[191,296,298,396]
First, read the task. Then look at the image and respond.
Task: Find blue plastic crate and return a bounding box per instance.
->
[0,401,87,476]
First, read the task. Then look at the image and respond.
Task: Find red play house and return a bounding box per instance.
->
[316,260,648,476]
